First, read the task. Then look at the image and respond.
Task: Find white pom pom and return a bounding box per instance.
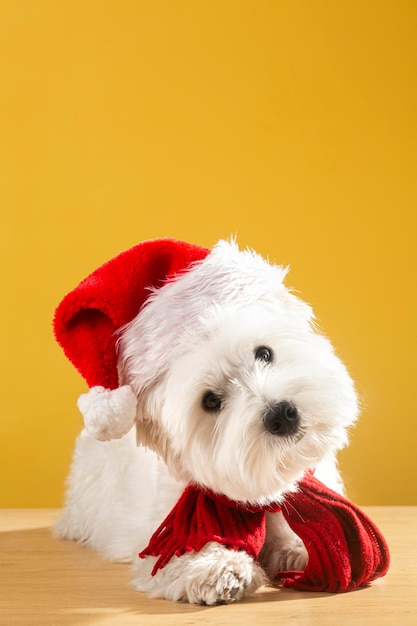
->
[77,385,137,441]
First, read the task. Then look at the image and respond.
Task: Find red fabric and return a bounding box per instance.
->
[276,472,390,591]
[53,239,210,389]
[139,486,266,576]
[139,473,390,592]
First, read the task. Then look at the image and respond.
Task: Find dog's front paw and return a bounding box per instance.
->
[260,511,308,579]
[133,542,267,605]
[261,539,308,578]
[274,542,308,572]
[184,543,266,605]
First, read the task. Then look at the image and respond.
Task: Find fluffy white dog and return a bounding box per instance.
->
[54,239,358,605]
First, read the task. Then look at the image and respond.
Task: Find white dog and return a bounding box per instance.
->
[54,239,358,605]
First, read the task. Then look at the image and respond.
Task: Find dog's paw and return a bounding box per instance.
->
[274,542,308,572]
[183,544,266,605]
[133,542,267,605]
[261,539,308,578]
[53,510,81,542]
[259,511,308,579]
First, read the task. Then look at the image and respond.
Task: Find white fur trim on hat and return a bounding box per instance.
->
[77,385,137,441]
[118,239,307,398]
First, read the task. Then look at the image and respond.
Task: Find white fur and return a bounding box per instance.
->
[56,240,359,605]
[77,385,137,441]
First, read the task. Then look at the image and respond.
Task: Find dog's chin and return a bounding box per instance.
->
[178,441,333,505]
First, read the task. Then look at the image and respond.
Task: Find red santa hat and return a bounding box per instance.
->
[53,238,210,439]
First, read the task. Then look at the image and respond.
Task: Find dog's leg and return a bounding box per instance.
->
[132,542,267,605]
[54,427,183,563]
[260,458,345,578]
[259,511,308,578]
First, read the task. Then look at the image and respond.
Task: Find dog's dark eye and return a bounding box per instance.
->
[255,346,273,363]
[202,391,222,412]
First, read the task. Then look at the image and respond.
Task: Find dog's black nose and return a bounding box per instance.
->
[263,401,300,436]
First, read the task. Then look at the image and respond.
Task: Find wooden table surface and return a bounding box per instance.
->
[0,507,415,625]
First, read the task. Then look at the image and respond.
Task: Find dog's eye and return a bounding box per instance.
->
[255,346,273,363]
[202,391,222,412]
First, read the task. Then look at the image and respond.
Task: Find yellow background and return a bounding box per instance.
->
[1,1,416,506]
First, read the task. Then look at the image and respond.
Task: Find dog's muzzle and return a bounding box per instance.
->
[263,401,300,436]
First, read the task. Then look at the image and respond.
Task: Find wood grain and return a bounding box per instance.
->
[1,508,415,625]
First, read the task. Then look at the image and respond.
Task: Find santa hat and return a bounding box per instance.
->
[53,238,210,440]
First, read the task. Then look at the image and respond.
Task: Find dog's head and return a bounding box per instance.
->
[118,241,358,504]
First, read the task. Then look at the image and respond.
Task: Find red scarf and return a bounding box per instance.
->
[139,472,389,593]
